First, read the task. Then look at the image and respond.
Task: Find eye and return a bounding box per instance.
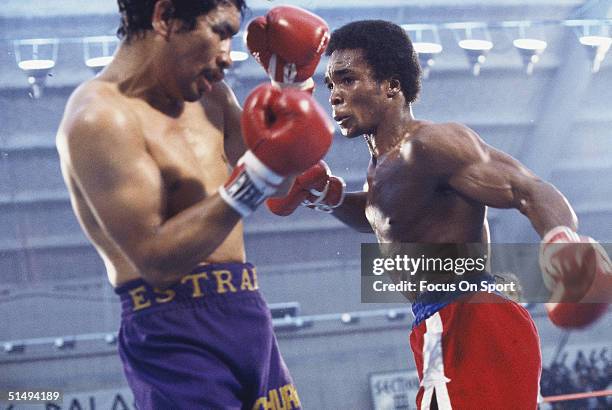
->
[326,82,333,91]
[215,30,231,41]
[212,25,233,41]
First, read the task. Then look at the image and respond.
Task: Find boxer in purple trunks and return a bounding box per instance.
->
[115,263,299,408]
[56,1,333,408]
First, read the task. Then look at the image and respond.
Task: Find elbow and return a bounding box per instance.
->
[131,249,176,290]
[134,261,167,289]
[139,269,170,289]
[113,230,189,289]
[539,180,578,229]
[517,179,578,232]
[515,178,550,214]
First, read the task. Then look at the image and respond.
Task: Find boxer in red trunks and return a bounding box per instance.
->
[268,20,610,409]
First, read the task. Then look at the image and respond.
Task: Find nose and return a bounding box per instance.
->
[329,87,343,106]
[217,39,232,70]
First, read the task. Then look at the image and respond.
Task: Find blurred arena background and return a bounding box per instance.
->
[1,0,611,408]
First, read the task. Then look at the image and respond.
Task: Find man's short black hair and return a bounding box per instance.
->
[117,0,247,40]
[326,20,421,104]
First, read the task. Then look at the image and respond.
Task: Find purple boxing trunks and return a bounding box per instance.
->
[114,262,301,410]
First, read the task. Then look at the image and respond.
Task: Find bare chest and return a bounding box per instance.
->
[365,149,455,241]
[139,103,227,216]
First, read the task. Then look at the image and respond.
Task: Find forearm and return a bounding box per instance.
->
[518,180,577,237]
[224,133,246,167]
[215,81,245,167]
[332,191,373,233]
[136,195,241,288]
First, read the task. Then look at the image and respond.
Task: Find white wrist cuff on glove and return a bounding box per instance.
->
[219,151,284,217]
[271,77,315,92]
[539,226,578,291]
[541,226,581,244]
[302,176,346,213]
[267,54,315,91]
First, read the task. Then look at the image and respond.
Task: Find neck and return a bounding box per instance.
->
[102,35,185,117]
[365,104,415,159]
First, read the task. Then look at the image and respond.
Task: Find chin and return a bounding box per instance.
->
[342,128,362,139]
[184,88,203,102]
[185,94,201,103]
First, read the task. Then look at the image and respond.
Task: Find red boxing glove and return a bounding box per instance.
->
[266,161,345,216]
[219,84,334,217]
[246,6,329,91]
[241,83,334,175]
[539,226,611,328]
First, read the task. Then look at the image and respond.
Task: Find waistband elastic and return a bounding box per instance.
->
[411,273,500,327]
[115,262,260,316]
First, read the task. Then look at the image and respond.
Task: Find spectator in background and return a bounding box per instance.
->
[540,348,610,409]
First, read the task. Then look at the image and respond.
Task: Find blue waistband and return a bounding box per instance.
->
[411,273,498,328]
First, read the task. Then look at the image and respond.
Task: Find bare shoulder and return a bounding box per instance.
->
[407,122,486,162]
[57,79,143,162]
[62,79,139,133]
[400,121,489,176]
[412,122,480,148]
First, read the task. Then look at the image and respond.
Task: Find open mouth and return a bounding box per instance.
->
[334,115,351,126]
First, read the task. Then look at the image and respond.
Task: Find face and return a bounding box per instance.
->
[324,49,388,138]
[168,3,240,101]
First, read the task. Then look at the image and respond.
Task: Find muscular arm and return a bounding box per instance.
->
[59,101,241,288]
[412,123,577,237]
[209,81,245,166]
[332,191,373,233]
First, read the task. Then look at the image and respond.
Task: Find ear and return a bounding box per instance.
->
[151,0,175,38]
[386,78,401,98]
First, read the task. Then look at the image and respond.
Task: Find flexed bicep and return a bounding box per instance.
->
[413,122,538,209]
[446,135,576,236]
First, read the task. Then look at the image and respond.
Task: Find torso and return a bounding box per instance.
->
[61,79,244,287]
[365,146,487,244]
[364,122,490,299]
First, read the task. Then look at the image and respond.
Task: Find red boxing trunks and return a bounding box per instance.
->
[410,275,541,409]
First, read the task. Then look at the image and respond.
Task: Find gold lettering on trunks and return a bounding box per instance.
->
[212,270,237,294]
[252,267,260,289]
[129,286,151,311]
[180,272,209,297]
[153,287,175,303]
[241,268,256,291]
[280,384,301,409]
[251,384,301,410]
